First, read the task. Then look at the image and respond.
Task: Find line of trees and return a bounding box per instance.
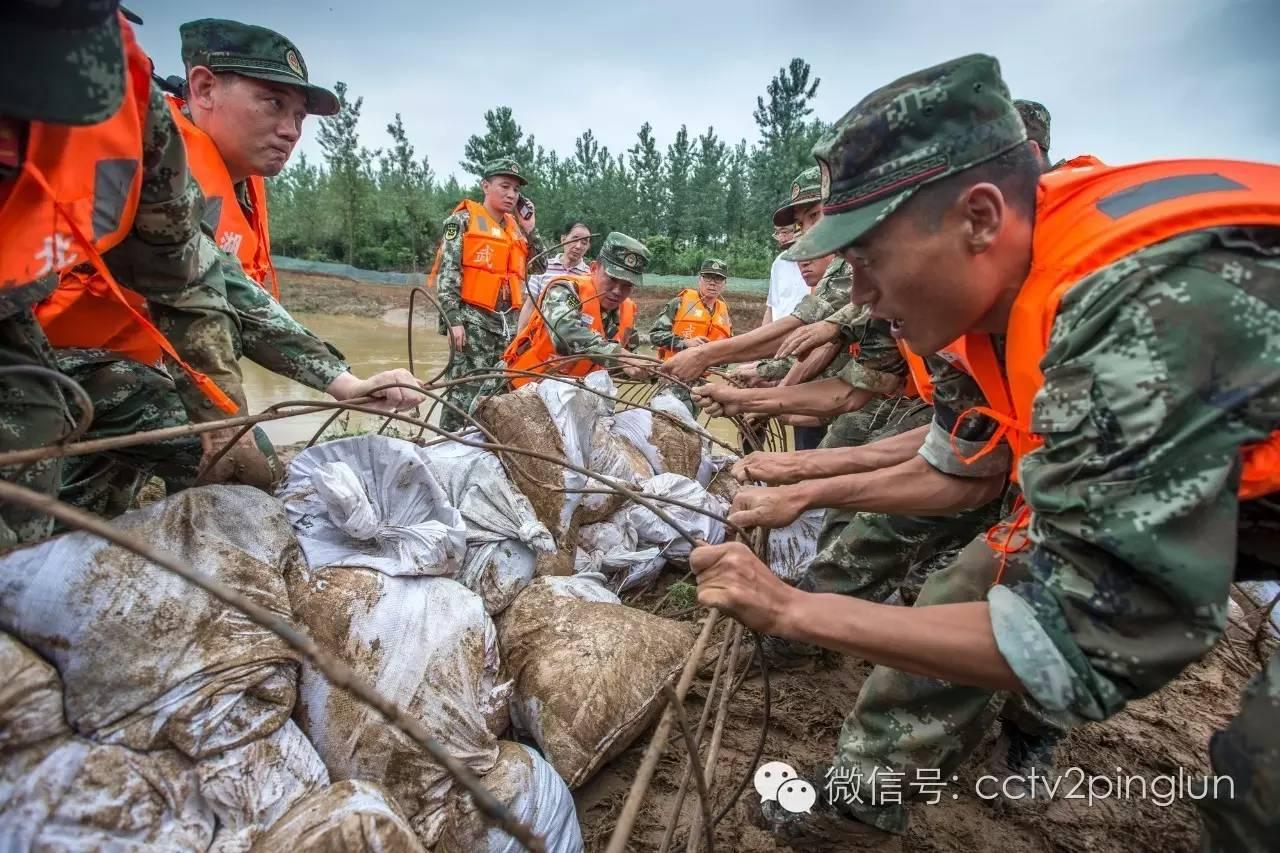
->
[267,59,828,279]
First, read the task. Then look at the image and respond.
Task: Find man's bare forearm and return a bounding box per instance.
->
[737,378,874,418]
[797,453,1004,516]
[779,593,1021,690]
[784,424,928,478]
[700,315,802,365]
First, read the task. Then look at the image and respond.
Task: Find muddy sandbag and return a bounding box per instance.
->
[618,473,727,560]
[0,633,68,754]
[197,720,329,852]
[250,780,424,853]
[768,509,825,584]
[0,486,298,758]
[437,741,583,853]
[497,577,696,787]
[0,735,214,850]
[420,440,556,613]
[280,436,468,576]
[610,403,703,483]
[574,416,656,527]
[289,565,509,847]
[574,521,662,593]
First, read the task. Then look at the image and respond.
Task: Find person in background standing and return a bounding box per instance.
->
[763,222,809,325]
[516,219,591,334]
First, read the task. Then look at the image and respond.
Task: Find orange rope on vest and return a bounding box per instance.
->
[27,165,240,416]
[985,496,1031,586]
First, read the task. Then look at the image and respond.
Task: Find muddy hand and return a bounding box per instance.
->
[732,451,808,485]
[780,341,840,387]
[659,347,710,383]
[729,484,808,530]
[199,426,280,491]
[692,383,744,417]
[690,541,795,635]
[776,319,841,359]
[327,368,426,413]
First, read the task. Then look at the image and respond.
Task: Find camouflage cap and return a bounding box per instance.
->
[180,19,339,116]
[699,258,729,278]
[1,0,127,125]
[597,232,650,288]
[482,157,528,185]
[1014,99,1050,157]
[786,54,1026,261]
[772,166,822,227]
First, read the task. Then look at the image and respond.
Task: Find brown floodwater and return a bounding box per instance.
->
[242,313,749,448]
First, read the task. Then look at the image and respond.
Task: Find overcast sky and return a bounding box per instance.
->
[130,0,1279,182]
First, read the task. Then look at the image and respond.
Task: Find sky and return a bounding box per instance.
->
[129,0,1280,183]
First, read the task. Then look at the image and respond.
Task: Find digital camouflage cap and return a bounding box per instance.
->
[482,157,528,186]
[1014,98,1051,158]
[1,0,128,125]
[772,166,822,227]
[700,258,729,278]
[597,232,650,288]
[180,19,339,116]
[786,54,1027,261]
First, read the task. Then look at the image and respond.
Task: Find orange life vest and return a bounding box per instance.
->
[167,97,278,298]
[22,15,236,414]
[503,274,636,389]
[430,198,528,312]
[897,337,1003,406]
[957,156,1280,498]
[657,288,732,360]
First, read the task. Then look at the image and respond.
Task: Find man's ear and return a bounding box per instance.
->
[962,183,1006,254]
[186,66,218,108]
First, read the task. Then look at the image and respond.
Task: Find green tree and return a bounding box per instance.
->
[460,106,537,179]
[664,125,693,244]
[316,81,374,266]
[748,58,825,235]
[686,126,727,244]
[627,122,666,237]
[379,113,436,271]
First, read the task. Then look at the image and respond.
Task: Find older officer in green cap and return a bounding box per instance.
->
[500,232,650,387]
[649,258,734,414]
[431,156,545,429]
[690,53,1280,851]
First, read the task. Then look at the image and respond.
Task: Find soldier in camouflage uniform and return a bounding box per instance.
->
[691,55,1280,852]
[649,258,734,415]
[433,157,545,430]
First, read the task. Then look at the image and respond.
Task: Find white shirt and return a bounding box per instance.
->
[525,253,590,302]
[767,252,810,318]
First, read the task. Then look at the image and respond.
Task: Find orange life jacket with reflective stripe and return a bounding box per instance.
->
[504,274,636,388]
[430,198,528,312]
[897,337,1002,405]
[957,156,1280,498]
[658,288,732,360]
[24,15,237,414]
[167,97,278,298]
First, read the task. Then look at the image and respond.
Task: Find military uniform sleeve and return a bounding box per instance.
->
[827,302,868,340]
[836,317,907,395]
[524,229,547,277]
[434,211,467,328]
[647,296,681,351]
[986,228,1280,722]
[541,280,621,357]
[789,258,853,324]
[918,340,1012,478]
[103,81,249,420]
[221,251,349,390]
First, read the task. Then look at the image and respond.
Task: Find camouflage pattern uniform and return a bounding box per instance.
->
[782,55,1279,849]
[435,158,546,430]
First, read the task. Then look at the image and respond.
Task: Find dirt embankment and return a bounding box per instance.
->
[278,271,767,332]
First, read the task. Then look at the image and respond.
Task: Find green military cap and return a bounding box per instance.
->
[1014,99,1051,158]
[180,18,339,116]
[1,0,129,125]
[787,54,1026,261]
[699,258,729,278]
[597,232,650,287]
[772,166,822,227]
[482,157,528,185]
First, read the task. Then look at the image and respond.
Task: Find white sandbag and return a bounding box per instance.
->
[251,780,425,853]
[620,473,728,559]
[577,416,657,526]
[498,578,695,787]
[197,720,329,853]
[534,372,614,534]
[0,486,298,758]
[539,571,622,605]
[768,509,826,585]
[1239,581,1280,636]
[0,735,214,851]
[573,521,663,593]
[438,741,583,853]
[650,390,718,484]
[462,539,539,615]
[290,565,509,847]
[609,401,704,483]
[279,436,467,576]
[0,633,67,753]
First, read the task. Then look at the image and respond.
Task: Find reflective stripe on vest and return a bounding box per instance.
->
[504,275,635,388]
[957,157,1280,496]
[167,98,278,298]
[430,198,528,312]
[658,289,732,360]
[28,16,237,414]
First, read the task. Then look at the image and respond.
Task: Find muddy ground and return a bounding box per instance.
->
[278,271,768,333]
[577,573,1276,853]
